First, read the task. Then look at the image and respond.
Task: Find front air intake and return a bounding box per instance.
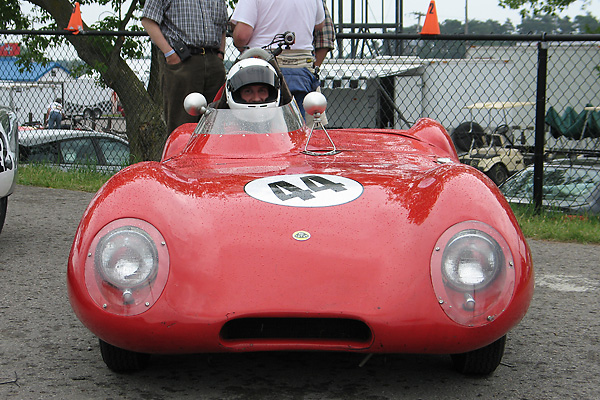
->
[220,317,372,343]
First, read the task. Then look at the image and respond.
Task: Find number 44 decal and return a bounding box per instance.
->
[269,175,347,201]
[244,174,364,208]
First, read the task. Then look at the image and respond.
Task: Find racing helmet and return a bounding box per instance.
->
[226,58,281,109]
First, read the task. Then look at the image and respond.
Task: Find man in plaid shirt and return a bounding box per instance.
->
[313,1,335,74]
[142,0,228,136]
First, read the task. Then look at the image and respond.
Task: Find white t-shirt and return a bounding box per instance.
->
[231,0,325,51]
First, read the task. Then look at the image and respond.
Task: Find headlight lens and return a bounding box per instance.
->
[441,230,503,291]
[96,226,158,289]
[431,221,516,327]
[84,218,169,316]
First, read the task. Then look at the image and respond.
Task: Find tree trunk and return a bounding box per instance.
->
[31,0,167,161]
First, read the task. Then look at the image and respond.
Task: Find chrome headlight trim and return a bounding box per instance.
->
[431,221,516,327]
[84,218,169,316]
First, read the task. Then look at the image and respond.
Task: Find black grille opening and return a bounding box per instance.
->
[220,318,372,343]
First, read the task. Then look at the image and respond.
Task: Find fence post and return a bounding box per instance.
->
[533,38,549,213]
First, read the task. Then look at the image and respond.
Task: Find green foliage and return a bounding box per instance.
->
[7,1,147,79]
[17,164,113,193]
[406,13,600,35]
[511,204,600,243]
[0,0,30,29]
[498,0,588,17]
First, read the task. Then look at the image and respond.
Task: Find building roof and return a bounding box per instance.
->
[0,57,70,82]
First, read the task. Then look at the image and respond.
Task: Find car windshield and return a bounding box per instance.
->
[193,101,305,136]
[501,165,600,204]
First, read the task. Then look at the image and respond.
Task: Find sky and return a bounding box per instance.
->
[326,0,599,27]
[22,0,600,29]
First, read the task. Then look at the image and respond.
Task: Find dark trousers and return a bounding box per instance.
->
[161,53,226,135]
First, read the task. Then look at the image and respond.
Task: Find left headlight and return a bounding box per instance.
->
[85,218,170,316]
[431,221,515,327]
[96,226,158,289]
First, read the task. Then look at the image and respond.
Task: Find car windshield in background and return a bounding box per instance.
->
[501,163,600,211]
[19,129,129,170]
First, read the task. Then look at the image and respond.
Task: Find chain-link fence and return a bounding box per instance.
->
[1,30,600,213]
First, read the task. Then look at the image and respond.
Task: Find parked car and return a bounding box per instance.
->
[451,122,526,185]
[500,157,600,215]
[0,106,18,235]
[18,129,130,171]
[67,54,534,376]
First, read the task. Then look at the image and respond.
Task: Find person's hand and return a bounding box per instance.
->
[165,53,182,65]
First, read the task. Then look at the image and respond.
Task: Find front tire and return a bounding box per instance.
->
[99,339,151,373]
[451,335,506,375]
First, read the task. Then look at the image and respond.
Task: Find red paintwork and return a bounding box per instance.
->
[68,115,533,355]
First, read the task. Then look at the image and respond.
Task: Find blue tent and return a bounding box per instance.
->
[0,57,70,82]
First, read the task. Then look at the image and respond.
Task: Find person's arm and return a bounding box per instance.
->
[141,17,181,64]
[232,21,254,51]
[218,31,226,59]
[313,2,335,67]
[314,48,330,67]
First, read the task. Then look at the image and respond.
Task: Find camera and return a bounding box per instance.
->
[283,31,295,46]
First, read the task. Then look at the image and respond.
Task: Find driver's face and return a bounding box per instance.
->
[240,84,270,103]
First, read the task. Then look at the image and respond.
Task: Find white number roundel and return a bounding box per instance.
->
[244,174,364,208]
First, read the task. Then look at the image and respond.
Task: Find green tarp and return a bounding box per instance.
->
[545,105,600,140]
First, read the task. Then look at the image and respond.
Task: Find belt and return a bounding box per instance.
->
[188,46,219,55]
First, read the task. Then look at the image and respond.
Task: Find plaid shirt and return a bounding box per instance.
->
[142,0,228,48]
[313,1,335,51]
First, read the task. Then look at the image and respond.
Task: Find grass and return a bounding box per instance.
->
[511,204,600,244]
[16,164,600,245]
[17,163,113,193]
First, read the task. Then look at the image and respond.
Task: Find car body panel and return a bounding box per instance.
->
[0,107,18,198]
[68,103,534,358]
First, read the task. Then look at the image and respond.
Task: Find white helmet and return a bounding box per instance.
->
[226,58,281,109]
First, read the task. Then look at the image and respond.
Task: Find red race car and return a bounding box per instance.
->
[67,54,533,375]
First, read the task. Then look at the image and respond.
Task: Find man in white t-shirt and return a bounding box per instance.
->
[231,0,325,118]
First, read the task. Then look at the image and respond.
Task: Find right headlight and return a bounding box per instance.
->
[431,221,515,327]
[441,230,503,291]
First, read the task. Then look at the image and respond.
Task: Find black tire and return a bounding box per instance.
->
[451,122,485,152]
[99,339,151,373]
[93,108,102,119]
[451,335,506,375]
[0,196,7,235]
[486,163,509,186]
[83,108,93,119]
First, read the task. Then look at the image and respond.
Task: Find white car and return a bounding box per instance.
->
[18,128,129,172]
[0,107,18,235]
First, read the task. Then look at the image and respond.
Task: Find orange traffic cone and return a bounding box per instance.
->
[420,0,440,35]
[66,2,84,34]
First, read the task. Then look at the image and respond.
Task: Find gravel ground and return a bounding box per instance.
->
[1,184,599,399]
